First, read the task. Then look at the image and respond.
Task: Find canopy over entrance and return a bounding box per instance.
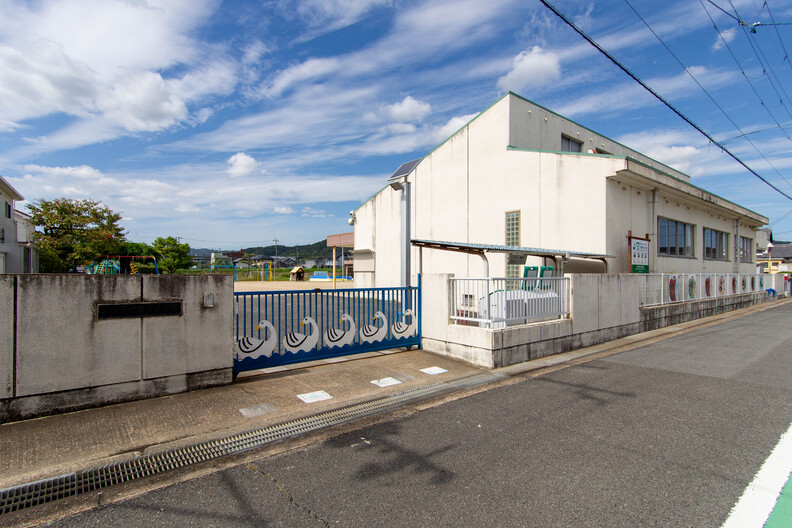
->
[410,239,614,277]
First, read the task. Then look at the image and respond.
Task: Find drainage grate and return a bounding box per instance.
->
[1,375,496,516]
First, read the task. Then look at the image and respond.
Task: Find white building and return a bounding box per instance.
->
[0,174,38,274]
[352,92,767,288]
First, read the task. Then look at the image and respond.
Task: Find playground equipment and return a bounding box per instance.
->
[85,256,160,274]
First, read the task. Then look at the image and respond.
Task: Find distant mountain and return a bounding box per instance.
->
[189,248,215,257]
[190,239,344,259]
[245,239,335,259]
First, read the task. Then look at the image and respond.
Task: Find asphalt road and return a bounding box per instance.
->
[51,302,792,527]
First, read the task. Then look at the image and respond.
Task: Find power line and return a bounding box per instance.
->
[765,0,792,77]
[729,0,792,121]
[539,0,792,201]
[722,120,792,143]
[701,0,792,140]
[623,0,792,192]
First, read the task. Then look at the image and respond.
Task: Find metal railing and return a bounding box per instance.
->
[234,284,421,372]
[638,273,772,307]
[450,277,570,328]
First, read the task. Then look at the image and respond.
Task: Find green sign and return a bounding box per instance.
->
[631,239,649,273]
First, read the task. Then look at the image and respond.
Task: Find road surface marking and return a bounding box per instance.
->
[420,367,448,375]
[721,420,792,528]
[297,390,332,403]
[371,377,402,387]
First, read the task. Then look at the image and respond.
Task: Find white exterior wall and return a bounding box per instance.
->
[507,94,691,183]
[354,92,768,287]
[605,178,762,274]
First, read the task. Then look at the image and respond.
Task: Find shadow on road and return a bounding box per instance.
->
[326,422,457,485]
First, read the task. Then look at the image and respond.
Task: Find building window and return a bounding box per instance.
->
[703,228,729,260]
[505,211,521,278]
[561,135,582,153]
[4,202,10,219]
[658,217,694,257]
[740,236,753,263]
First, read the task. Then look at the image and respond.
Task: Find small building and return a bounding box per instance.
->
[289,266,305,281]
[1,174,38,274]
[352,92,767,287]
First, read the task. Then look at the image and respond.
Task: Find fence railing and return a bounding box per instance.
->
[450,277,570,328]
[639,273,771,307]
[234,284,420,372]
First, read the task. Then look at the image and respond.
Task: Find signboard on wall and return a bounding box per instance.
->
[630,237,649,273]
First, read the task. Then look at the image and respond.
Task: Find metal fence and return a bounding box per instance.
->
[638,273,772,306]
[234,284,421,373]
[450,277,570,328]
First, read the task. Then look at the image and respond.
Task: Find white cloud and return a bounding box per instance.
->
[242,41,269,64]
[301,206,332,217]
[0,0,238,151]
[226,152,262,178]
[274,206,294,214]
[0,42,96,124]
[264,57,342,97]
[712,27,737,51]
[431,113,478,143]
[497,47,561,93]
[98,72,188,132]
[387,96,431,123]
[288,0,393,33]
[175,203,200,213]
[556,67,738,118]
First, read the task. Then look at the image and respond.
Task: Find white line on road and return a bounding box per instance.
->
[721,420,792,528]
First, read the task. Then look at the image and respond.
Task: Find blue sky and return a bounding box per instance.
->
[3,0,792,248]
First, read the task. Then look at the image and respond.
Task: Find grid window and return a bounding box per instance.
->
[505,211,521,278]
[740,236,753,263]
[703,228,729,260]
[561,135,582,153]
[658,217,695,257]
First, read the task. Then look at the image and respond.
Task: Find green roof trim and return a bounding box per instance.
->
[506,145,626,159]
[622,156,766,220]
[504,91,690,181]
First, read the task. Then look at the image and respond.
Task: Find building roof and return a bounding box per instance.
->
[327,232,353,247]
[0,173,24,201]
[411,239,613,260]
[769,244,792,259]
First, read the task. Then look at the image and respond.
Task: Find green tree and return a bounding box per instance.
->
[152,236,192,274]
[28,198,125,272]
[121,241,157,257]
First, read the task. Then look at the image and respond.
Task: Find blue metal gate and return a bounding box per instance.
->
[233,281,421,374]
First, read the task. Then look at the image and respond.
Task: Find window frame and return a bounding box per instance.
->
[505,210,521,278]
[739,236,753,263]
[561,135,582,153]
[657,216,695,258]
[703,227,729,261]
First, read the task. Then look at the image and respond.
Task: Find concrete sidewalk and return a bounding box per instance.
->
[0,348,483,489]
[2,297,789,492]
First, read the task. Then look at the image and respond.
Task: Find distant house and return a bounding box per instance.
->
[1,174,38,274]
[757,243,792,274]
[210,252,233,266]
[304,257,333,268]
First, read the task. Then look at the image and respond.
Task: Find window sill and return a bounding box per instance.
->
[658,254,697,259]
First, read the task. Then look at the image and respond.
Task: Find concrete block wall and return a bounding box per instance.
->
[2,275,233,422]
[422,273,780,369]
[1,276,13,399]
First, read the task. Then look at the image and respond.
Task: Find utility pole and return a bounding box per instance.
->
[273,238,279,266]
